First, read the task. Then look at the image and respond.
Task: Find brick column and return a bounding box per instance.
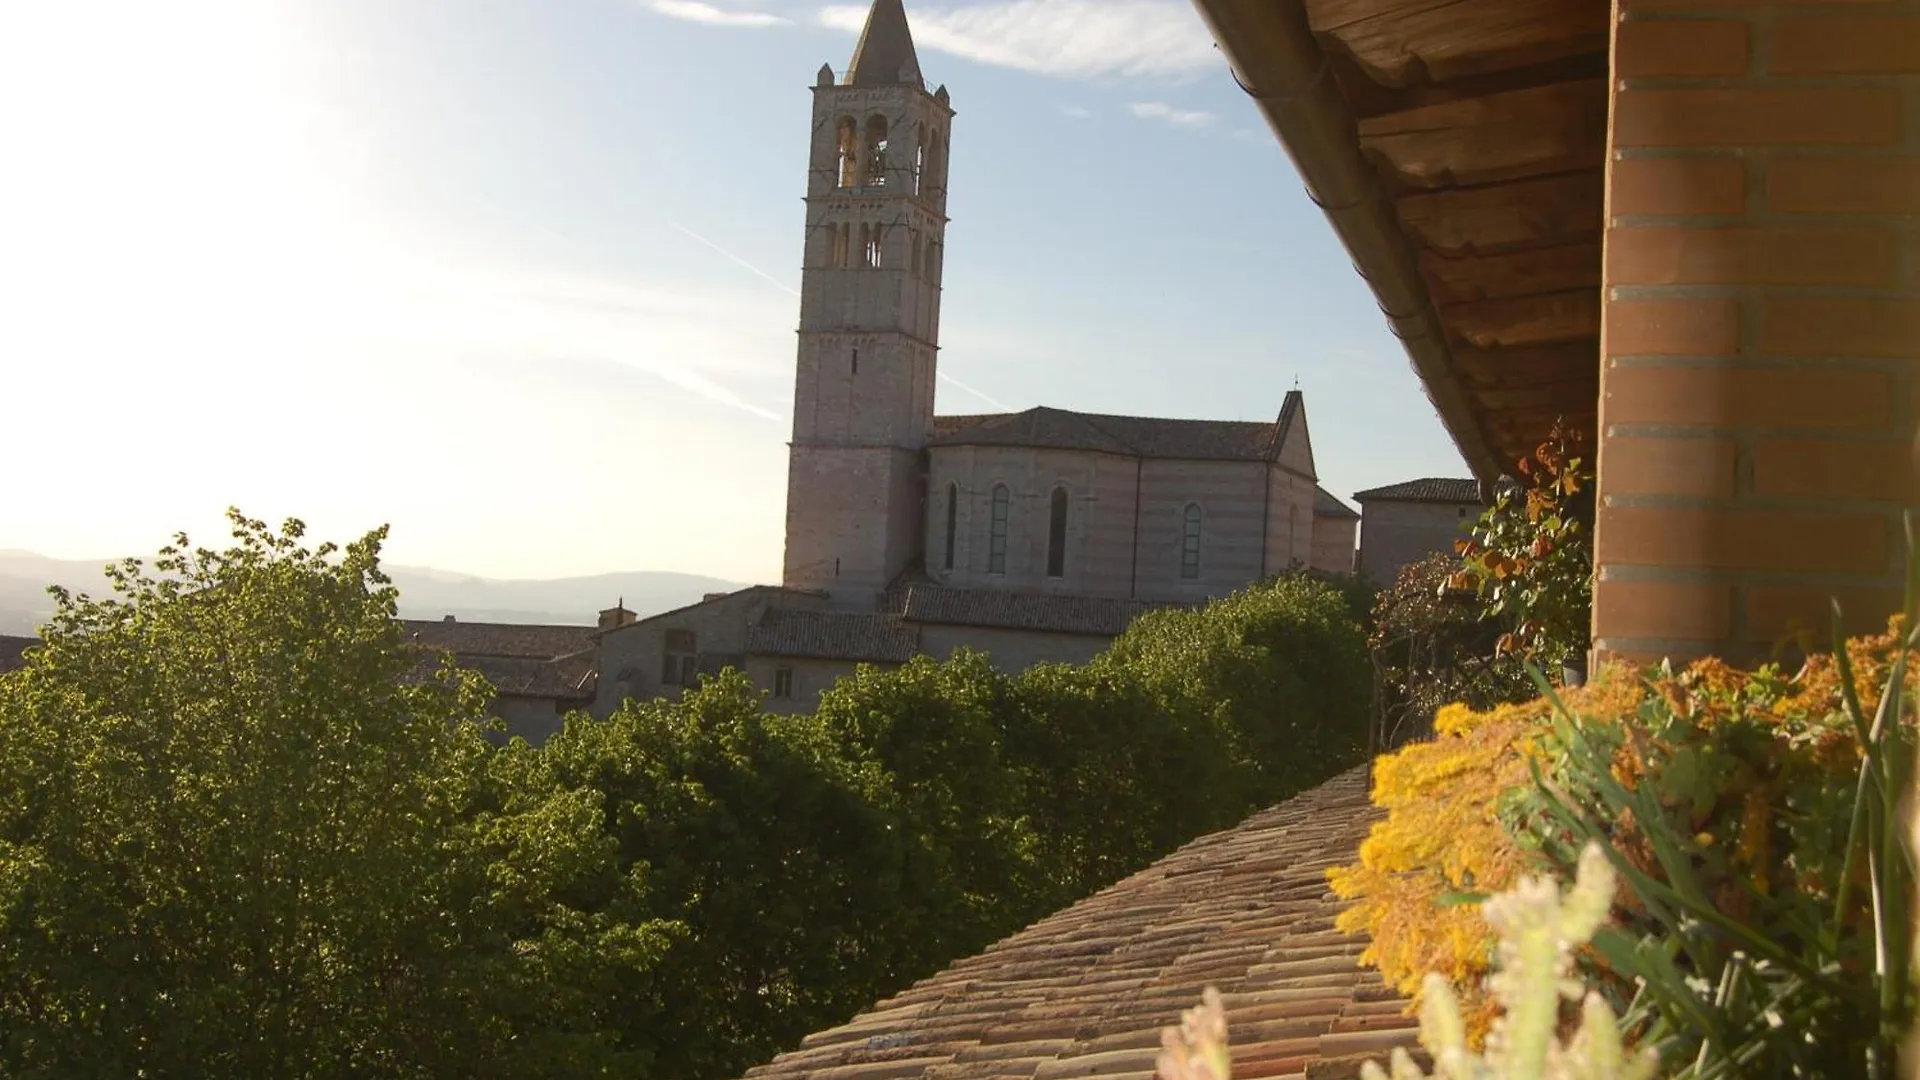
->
[1594,0,1920,667]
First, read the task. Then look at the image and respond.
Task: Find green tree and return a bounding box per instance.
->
[0,511,667,1079]
[530,671,956,1080]
[1103,573,1372,805]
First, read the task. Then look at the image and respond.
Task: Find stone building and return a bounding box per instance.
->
[733,2,1920,1076]
[587,0,1362,715]
[400,616,602,743]
[1352,478,1485,586]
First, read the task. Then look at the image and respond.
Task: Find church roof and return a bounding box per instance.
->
[747,607,920,663]
[1314,487,1360,519]
[845,0,922,87]
[400,619,599,661]
[399,620,600,701]
[738,765,1418,1080]
[893,584,1180,638]
[1351,478,1486,504]
[931,408,1284,463]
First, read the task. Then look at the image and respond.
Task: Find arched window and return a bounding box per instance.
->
[988,485,1010,575]
[863,114,889,187]
[926,133,944,196]
[1046,487,1068,578]
[913,123,927,195]
[836,117,858,188]
[863,224,882,269]
[830,222,849,267]
[1181,504,1202,580]
[943,482,958,571]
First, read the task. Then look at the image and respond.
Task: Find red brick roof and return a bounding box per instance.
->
[741,766,1416,1080]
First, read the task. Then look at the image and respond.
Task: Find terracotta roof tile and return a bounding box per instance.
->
[930,403,1288,463]
[746,607,921,663]
[398,620,600,702]
[399,619,598,659]
[1350,478,1485,504]
[740,767,1411,1080]
[1312,488,1359,520]
[893,585,1179,637]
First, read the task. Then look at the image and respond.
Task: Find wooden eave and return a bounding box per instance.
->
[1193,0,1609,478]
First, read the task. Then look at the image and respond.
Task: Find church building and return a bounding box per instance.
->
[593,0,1359,714]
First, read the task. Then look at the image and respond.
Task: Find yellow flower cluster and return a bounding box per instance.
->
[1326,670,1647,1037]
[1329,616,1915,1044]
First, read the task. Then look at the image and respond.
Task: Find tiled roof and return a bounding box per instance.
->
[894,585,1178,638]
[746,607,921,664]
[399,620,600,702]
[400,620,599,659]
[932,408,1283,462]
[1313,487,1359,519]
[0,635,38,674]
[742,766,1416,1080]
[1350,478,1484,504]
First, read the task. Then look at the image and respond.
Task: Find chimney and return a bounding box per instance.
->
[597,598,638,632]
[442,614,456,623]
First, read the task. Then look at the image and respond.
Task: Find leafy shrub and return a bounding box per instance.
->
[1369,553,1535,748]
[523,671,955,1079]
[1510,613,1919,1077]
[1331,614,1920,1068]
[1105,573,1373,807]
[1452,420,1594,671]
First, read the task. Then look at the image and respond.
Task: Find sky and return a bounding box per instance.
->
[0,0,1469,583]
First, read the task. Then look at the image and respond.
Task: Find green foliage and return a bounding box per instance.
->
[1369,553,1536,745]
[0,518,1375,1080]
[520,672,943,1078]
[1105,572,1373,806]
[1454,421,1595,670]
[0,511,667,1079]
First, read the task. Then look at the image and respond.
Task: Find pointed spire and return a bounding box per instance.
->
[845,0,921,87]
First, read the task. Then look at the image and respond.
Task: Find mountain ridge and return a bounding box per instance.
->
[0,551,748,637]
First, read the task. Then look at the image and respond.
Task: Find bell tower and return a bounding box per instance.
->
[781,0,953,607]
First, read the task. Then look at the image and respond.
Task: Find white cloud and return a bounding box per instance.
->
[817,0,1218,80]
[1128,101,1216,127]
[648,0,789,28]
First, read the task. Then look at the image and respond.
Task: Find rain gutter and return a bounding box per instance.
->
[1186,0,1507,483]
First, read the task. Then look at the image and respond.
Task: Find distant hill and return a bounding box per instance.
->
[0,550,746,636]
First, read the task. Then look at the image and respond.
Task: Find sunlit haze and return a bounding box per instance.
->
[0,0,1467,581]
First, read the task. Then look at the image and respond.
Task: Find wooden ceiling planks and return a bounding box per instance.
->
[1305,0,1610,468]
[1305,0,1608,87]
[1357,79,1609,189]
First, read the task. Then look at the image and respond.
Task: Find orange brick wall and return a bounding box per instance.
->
[1594,0,1919,665]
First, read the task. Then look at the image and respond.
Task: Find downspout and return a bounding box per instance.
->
[1186,0,1506,484]
[1128,456,1144,599]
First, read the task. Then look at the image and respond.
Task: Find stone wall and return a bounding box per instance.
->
[916,623,1112,671]
[592,588,831,715]
[925,447,1318,603]
[1356,499,1478,586]
[1310,515,1358,576]
[489,694,569,746]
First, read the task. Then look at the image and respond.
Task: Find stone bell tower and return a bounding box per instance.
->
[781,0,953,607]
